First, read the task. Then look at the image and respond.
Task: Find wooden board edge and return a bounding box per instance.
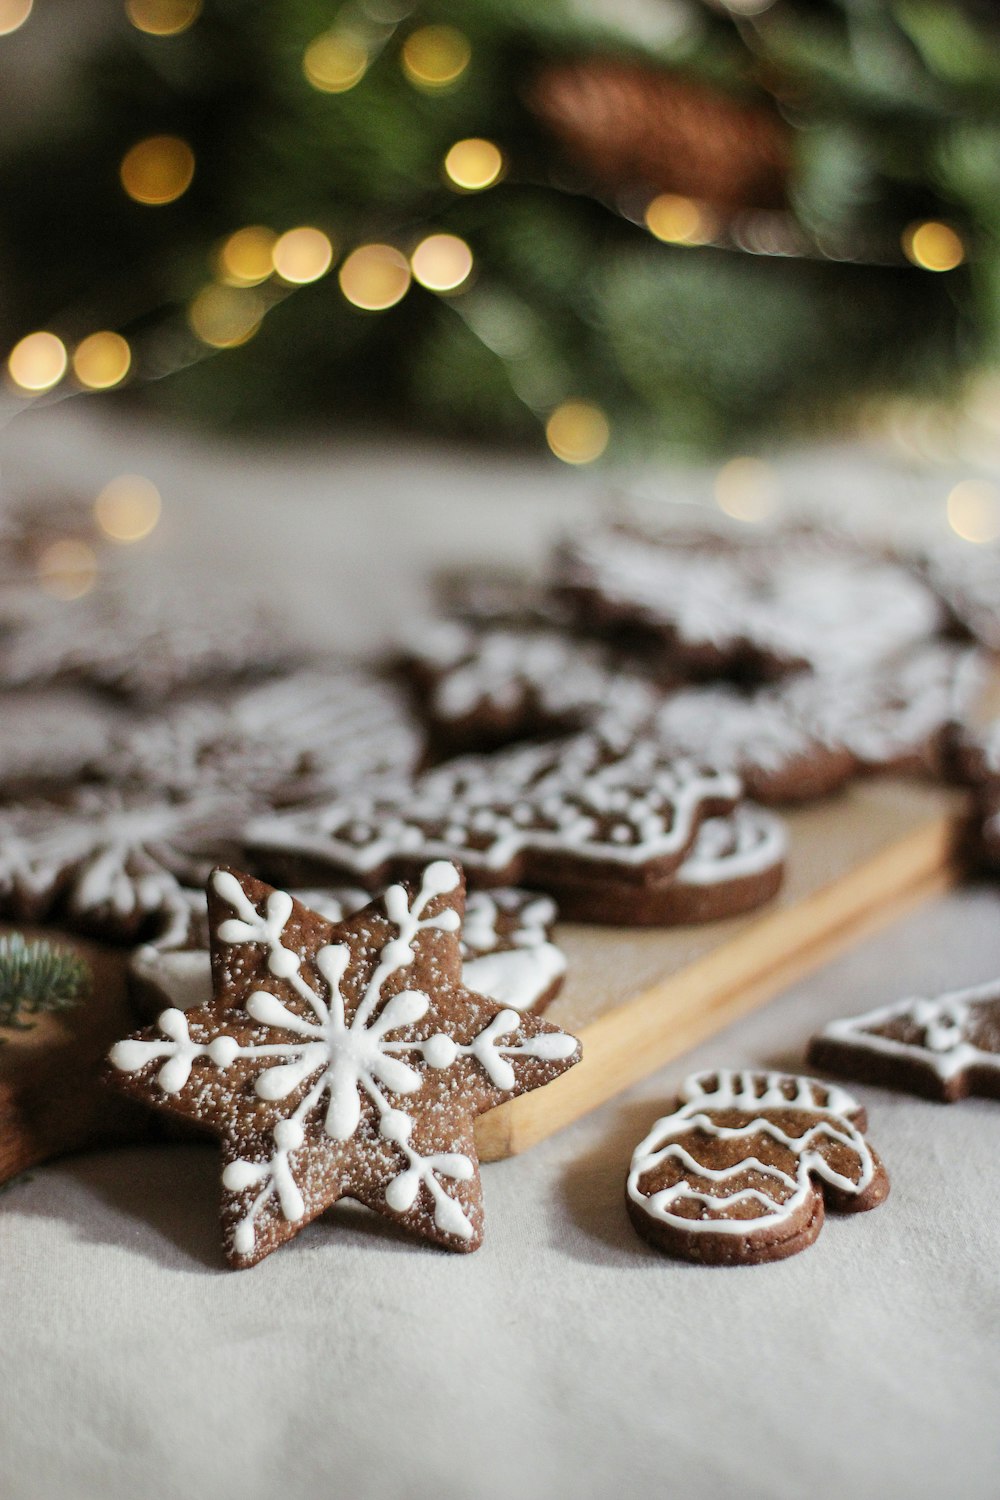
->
[475,812,958,1161]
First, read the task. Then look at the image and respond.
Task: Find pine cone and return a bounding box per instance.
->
[529,58,790,211]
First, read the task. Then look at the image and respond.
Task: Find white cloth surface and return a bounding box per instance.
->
[1,406,998,1500]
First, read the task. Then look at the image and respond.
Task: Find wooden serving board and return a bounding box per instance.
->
[0,778,968,1180]
[475,776,966,1161]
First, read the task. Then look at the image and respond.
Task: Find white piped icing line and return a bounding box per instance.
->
[815,979,1000,1084]
[111,863,577,1257]
[672,806,787,888]
[129,886,567,1017]
[627,1070,875,1236]
[246,733,742,880]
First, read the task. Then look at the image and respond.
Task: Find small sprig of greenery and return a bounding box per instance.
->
[0,934,91,1036]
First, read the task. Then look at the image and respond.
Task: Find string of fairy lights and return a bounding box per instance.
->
[0,0,994,596]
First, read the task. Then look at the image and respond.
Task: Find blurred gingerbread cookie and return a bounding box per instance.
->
[555,523,941,681]
[809,978,1000,1102]
[247,731,749,925]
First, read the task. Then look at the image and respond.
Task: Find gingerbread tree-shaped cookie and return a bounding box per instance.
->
[107,862,581,1266]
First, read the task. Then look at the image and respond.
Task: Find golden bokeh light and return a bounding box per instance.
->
[443,137,503,191]
[946,479,1000,544]
[188,285,263,348]
[411,233,473,293]
[339,244,411,311]
[545,400,610,465]
[219,226,277,286]
[272,226,334,284]
[94,474,162,543]
[903,220,965,272]
[120,135,195,205]
[714,456,780,522]
[0,0,32,36]
[645,193,714,246]
[125,0,201,35]
[72,332,132,390]
[8,331,67,393]
[303,31,368,93]
[38,540,98,601]
[401,25,470,90]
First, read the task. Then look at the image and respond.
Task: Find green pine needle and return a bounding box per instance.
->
[0,934,92,1035]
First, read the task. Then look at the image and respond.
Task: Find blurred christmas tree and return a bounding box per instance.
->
[1,0,998,458]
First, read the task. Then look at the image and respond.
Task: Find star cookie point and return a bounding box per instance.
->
[108,862,581,1266]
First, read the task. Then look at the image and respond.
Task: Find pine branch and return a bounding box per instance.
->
[0,935,91,1036]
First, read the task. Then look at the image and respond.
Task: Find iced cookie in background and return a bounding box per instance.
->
[0,784,246,941]
[0,686,124,799]
[96,666,425,805]
[554,523,942,681]
[796,642,986,780]
[401,617,660,754]
[246,731,752,924]
[108,863,581,1267]
[128,882,567,1020]
[0,569,301,702]
[809,979,1000,1102]
[649,682,857,804]
[902,536,1000,653]
[546,804,786,925]
[626,1070,889,1264]
[949,718,1000,871]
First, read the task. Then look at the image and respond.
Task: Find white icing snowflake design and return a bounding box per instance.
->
[0,786,240,936]
[128,885,567,1019]
[111,863,578,1260]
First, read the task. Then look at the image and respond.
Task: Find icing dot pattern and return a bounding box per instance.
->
[247,732,744,897]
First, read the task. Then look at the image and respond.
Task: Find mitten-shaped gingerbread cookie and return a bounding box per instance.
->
[627,1070,888,1264]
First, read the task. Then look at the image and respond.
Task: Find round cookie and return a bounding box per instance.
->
[626,1070,889,1264]
[552,805,786,925]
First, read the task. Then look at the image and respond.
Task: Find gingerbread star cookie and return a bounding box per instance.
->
[127,883,567,1020]
[107,863,581,1266]
[627,1070,889,1263]
[809,979,1000,1102]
